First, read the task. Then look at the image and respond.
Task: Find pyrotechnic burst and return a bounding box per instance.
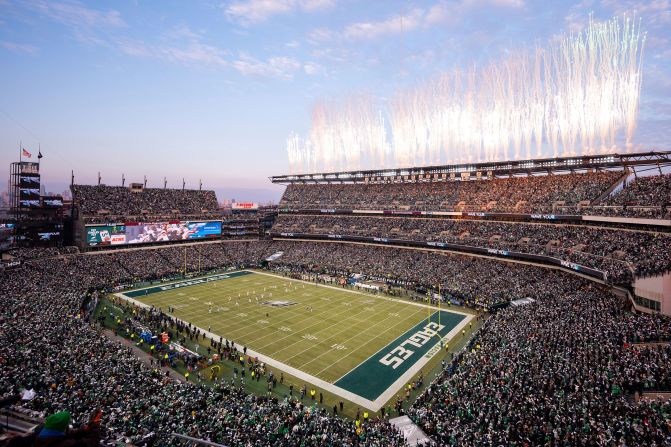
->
[286,16,645,174]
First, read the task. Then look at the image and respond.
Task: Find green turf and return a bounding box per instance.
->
[124,271,461,389]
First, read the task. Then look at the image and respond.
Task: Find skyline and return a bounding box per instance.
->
[1,0,670,202]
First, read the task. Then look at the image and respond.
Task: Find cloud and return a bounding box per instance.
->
[310,0,525,42]
[343,8,424,40]
[20,0,125,48]
[232,53,302,78]
[116,28,229,68]
[303,61,324,75]
[27,0,125,28]
[307,27,337,43]
[600,0,671,26]
[224,0,335,25]
[1,41,38,54]
[115,24,312,79]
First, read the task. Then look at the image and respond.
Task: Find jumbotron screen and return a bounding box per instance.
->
[19,175,40,188]
[86,221,222,246]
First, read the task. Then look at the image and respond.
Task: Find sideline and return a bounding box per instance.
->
[100,328,185,383]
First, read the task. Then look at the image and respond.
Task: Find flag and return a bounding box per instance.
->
[38,150,43,159]
[22,148,32,158]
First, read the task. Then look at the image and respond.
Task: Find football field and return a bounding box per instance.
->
[117,270,472,409]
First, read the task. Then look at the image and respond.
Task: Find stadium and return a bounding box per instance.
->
[1,3,671,447]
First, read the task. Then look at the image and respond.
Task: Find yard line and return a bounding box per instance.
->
[254,301,368,352]
[252,269,456,313]
[265,303,377,358]
[220,284,356,341]
[283,305,425,367]
[320,311,437,379]
[158,274,380,354]
[307,308,427,375]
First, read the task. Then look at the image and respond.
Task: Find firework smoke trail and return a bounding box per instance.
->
[286,16,645,174]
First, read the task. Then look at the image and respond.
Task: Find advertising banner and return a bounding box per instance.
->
[232,202,258,210]
[186,221,222,239]
[86,225,126,246]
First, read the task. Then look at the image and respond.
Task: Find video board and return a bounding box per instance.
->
[187,221,222,239]
[85,221,222,246]
[20,188,40,199]
[125,222,187,244]
[19,175,40,188]
[38,231,61,242]
[86,224,127,246]
[42,196,64,208]
[19,200,40,208]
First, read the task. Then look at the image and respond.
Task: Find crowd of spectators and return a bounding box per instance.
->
[71,185,219,219]
[596,173,671,218]
[0,241,403,446]
[280,171,622,213]
[273,214,671,280]
[6,246,79,261]
[1,240,669,445]
[409,283,671,446]
[266,241,599,308]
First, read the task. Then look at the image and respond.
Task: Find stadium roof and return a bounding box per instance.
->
[270,151,671,184]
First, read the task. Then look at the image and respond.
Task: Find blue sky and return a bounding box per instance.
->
[1,0,670,202]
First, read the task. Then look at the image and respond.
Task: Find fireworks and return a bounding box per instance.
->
[287,16,645,174]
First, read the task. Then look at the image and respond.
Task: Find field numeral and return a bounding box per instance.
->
[279,326,292,332]
[330,343,347,350]
[388,312,399,317]
[302,334,318,341]
[257,319,269,324]
[236,312,248,318]
[342,302,351,306]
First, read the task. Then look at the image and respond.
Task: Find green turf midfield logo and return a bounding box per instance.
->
[335,310,465,401]
[261,300,298,308]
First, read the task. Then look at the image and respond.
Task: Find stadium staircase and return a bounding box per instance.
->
[590,170,631,205]
[169,433,228,446]
[116,258,135,279]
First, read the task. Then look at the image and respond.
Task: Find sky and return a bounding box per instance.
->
[0,0,670,203]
